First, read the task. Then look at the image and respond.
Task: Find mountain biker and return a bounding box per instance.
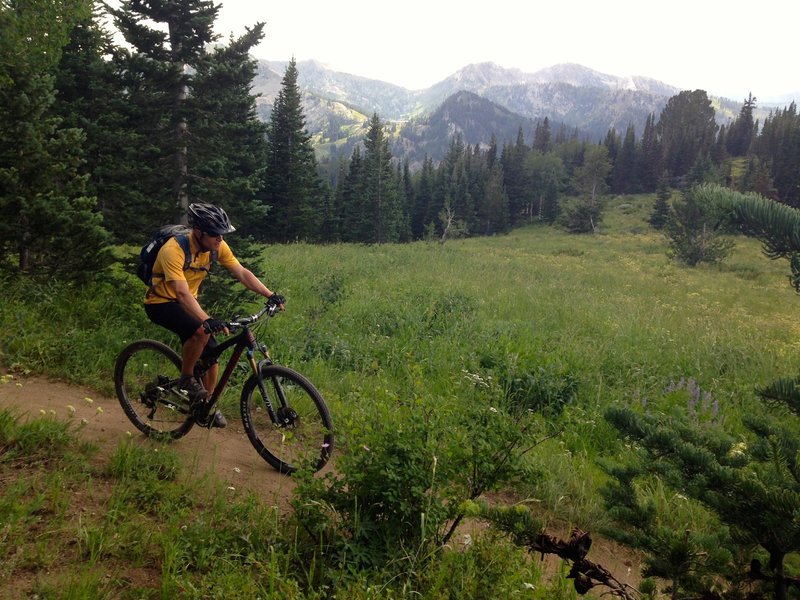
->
[144,202,284,428]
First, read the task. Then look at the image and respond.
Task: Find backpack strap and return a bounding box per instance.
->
[175,233,192,271]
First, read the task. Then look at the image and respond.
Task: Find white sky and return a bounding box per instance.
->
[211,0,799,102]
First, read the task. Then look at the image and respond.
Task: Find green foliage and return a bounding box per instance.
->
[648,177,671,229]
[665,185,735,266]
[604,400,800,598]
[0,0,112,280]
[263,58,323,242]
[657,90,718,178]
[562,145,611,233]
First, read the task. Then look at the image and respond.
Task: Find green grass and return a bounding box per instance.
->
[2,194,799,597]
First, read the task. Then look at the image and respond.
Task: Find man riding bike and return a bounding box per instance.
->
[143,203,284,428]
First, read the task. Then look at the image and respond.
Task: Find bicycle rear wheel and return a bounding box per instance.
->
[240,364,333,474]
[114,339,195,440]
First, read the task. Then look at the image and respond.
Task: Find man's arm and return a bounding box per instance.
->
[227,263,277,301]
[169,279,211,323]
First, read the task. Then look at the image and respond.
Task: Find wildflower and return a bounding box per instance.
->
[39,409,46,416]
[67,405,76,413]
[233,467,241,474]
[81,418,88,425]
[489,406,499,413]
[125,431,132,437]
[362,445,370,452]
[84,397,93,404]
[523,583,536,590]
[227,486,236,492]
[96,406,104,414]
[15,383,22,387]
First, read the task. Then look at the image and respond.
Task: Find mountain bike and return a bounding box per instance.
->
[113,301,333,474]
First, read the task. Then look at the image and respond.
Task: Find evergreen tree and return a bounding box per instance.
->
[338,146,366,243]
[753,103,800,207]
[741,157,778,199]
[475,163,509,235]
[638,112,661,192]
[611,124,637,194]
[563,145,611,233]
[361,113,401,243]
[501,127,529,226]
[603,127,619,165]
[657,90,718,179]
[0,0,112,279]
[726,93,757,156]
[526,151,566,224]
[411,156,435,239]
[648,175,671,230]
[189,25,269,239]
[532,117,551,153]
[263,58,322,241]
[665,186,734,266]
[51,5,145,243]
[108,0,226,223]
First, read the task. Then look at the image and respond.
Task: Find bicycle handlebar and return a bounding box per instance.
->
[228,301,279,330]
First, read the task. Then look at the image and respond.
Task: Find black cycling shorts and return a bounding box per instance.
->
[144,302,218,362]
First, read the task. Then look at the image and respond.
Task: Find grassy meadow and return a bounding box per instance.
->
[1,194,799,598]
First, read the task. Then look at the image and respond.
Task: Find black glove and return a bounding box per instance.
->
[267,293,285,307]
[203,317,227,334]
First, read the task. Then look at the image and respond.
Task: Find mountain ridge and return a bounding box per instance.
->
[251,60,780,168]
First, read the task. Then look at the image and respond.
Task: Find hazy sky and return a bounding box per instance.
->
[211,0,798,102]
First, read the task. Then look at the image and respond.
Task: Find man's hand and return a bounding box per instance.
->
[267,293,286,310]
[203,317,229,335]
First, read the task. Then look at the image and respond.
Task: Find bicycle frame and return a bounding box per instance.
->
[195,304,280,423]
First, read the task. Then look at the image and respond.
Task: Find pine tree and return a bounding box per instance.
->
[263,58,323,241]
[337,147,366,243]
[526,151,566,224]
[532,117,551,153]
[189,25,270,239]
[51,6,142,243]
[657,90,718,179]
[665,186,734,265]
[753,103,800,207]
[639,112,661,192]
[476,163,509,235]
[0,0,112,279]
[361,113,401,243]
[108,0,220,219]
[563,145,611,233]
[726,93,757,156]
[500,128,529,227]
[611,124,637,194]
[648,176,671,229]
[411,155,436,239]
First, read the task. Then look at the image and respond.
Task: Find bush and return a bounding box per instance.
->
[665,186,735,266]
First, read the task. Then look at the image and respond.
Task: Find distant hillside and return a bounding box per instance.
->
[394,91,539,169]
[253,59,773,167]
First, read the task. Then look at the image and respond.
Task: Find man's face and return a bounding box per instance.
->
[200,230,223,252]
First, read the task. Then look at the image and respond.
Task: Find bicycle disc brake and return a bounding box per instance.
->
[276,405,299,427]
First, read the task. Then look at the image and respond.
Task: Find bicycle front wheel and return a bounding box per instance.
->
[114,340,195,440]
[240,364,333,474]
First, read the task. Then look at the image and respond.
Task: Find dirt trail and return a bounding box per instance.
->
[0,374,299,507]
[0,374,644,595]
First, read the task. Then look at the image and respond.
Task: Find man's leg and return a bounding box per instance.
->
[204,364,219,395]
[181,325,209,377]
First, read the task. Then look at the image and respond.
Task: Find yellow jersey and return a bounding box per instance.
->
[144,234,239,304]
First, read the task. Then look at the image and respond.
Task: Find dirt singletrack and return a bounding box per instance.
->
[0,373,302,508]
[0,374,644,594]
